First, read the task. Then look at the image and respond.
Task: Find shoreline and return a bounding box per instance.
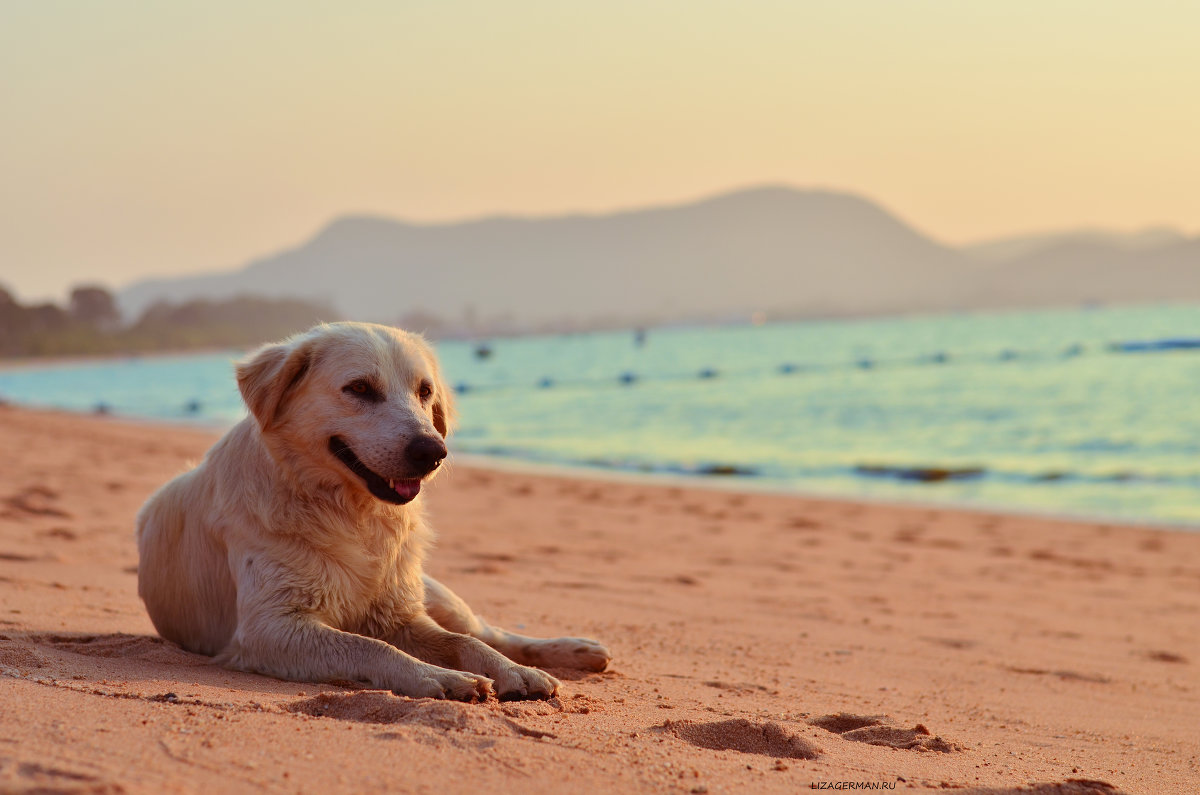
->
[1,394,1194,534]
[454,451,1200,534]
[1,405,1198,793]
[2,398,1194,535]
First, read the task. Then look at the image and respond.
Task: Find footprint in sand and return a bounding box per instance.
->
[2,486,72,519]
[288,692,554,738]
[27,632,208,666]
[0,642,48,672]
[921,636,977,650]
[808,713,956,752]
[37,527,77,541]
[1144,650,1188,664]
[657,718,820,760]
[1005,666,1110,684]
[462,562,508,575]
[8,761,111,790]
[964,779,1126,795]
[701,680,771,696]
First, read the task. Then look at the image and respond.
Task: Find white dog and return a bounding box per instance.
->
[136,322,610,700]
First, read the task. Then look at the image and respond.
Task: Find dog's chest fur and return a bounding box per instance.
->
[286,502,431,639]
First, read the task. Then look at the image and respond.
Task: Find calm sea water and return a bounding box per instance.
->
[3,305,1199,527]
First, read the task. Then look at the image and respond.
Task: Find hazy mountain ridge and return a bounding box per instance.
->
[962,227,1187,263]
[117,187,1199,331]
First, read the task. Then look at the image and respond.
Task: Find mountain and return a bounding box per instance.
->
[962,227,1187,263]
[117,186,1200,331]
[967,235,1200,309]
[117,187,966,330]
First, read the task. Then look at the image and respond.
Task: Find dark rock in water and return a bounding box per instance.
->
[1062,343,1085,357]
[183,399,202,414]
[999,349,1020,361]
[537,377,554,389]
[778,363,798,374]
[618,372,638,385]
[697,368,719,379]
[856,358,874,369]
[454,382,471,394]
[697,463,757,477]
[474,343,493,359]
[93,402,111,415]
[855,464,986,483]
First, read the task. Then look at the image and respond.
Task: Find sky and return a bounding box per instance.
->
[2,1,1198,303]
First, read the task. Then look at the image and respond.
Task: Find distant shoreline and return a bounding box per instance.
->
[0,345,248,374]
[4,299,1200,371]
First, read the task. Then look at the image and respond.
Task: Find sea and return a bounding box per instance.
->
[2,304,1199,528]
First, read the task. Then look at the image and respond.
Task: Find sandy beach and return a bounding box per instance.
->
[1,406,1197,794]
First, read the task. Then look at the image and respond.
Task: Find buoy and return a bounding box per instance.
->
[1113,338,1200,353]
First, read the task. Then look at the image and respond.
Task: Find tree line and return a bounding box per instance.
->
[0,284,338,358]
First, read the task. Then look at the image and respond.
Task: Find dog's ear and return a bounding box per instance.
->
[432,376,456,439]
[236,339,313,432]
[410,333,455,438]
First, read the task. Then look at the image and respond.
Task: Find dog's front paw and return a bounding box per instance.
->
[396,666,493,702]
[492,664,560,701]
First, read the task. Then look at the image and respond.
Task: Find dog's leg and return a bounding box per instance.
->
[386,612,561,700]
[218,602,493,701]
[423,575,611,672]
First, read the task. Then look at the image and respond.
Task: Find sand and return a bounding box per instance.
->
[0,406,1197,794]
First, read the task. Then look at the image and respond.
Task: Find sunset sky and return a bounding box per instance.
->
[3,1,1198,302]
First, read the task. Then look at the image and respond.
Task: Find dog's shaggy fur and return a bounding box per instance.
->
[137,322,610,700]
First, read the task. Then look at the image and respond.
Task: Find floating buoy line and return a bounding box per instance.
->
[449,337,1200,396]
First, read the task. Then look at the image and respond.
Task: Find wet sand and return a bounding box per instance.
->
[1,406,1197,793]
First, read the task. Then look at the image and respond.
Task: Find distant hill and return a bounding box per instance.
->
[968,236,1200,309]
[962,227,1187,263]
[117,186,1200,332]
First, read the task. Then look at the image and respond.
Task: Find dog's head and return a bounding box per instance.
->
[236,322,456,506]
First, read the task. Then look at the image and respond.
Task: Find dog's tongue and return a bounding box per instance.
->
[389,478,422,500]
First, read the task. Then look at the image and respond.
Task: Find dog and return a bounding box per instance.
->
[136,322,610,700]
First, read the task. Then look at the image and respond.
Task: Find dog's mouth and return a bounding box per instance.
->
[328,436,422,505]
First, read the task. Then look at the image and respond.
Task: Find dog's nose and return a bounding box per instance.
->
[406,436,447,474]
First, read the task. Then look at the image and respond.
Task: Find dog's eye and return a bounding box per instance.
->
[417,381,433,402]
[343,380,382,401]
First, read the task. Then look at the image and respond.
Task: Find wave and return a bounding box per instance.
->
[457,445,1200,489]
